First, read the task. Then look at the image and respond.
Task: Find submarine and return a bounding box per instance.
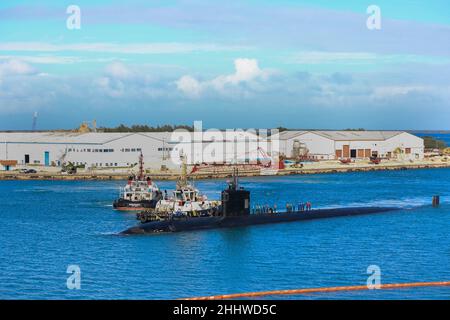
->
[120,170,403,235]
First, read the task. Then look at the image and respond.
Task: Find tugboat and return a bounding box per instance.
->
[121,167,401,235]
[113,153,162,211]
[136,155,221,223]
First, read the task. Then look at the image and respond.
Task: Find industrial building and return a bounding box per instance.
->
[277,130,424,161]
[0,130,424,171]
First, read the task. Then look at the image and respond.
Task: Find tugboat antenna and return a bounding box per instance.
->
[179,153,188,187]
[138,152,144,180]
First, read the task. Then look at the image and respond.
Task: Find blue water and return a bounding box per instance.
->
[1,169,450,300]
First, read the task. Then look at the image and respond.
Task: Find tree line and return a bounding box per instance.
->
[100,124,194,132]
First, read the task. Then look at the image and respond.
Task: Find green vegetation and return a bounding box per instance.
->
[423,136,447,149]
[100,124,194,132]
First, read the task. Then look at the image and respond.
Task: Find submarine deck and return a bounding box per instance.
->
[121,206,400,235]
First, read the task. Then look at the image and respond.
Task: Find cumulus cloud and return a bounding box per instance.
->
[176,75,203,98]
[94,61,172,99]
[0,59,36,77]
[1,55,449,130]
[0,58,37,91]
[176,58,271,97]
[104,61,133,79]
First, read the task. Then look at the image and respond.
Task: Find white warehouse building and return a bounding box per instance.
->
[0,130,424,171]
[0,132,174,170]
[277,130,424,160]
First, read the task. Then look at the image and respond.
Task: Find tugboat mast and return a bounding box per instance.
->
[178,154,188,188]
[138,152,144,180]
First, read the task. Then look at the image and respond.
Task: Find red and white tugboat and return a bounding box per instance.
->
[113,153,162,211]
[136,155,221,223]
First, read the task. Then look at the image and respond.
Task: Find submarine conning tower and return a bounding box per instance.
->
[221,168,250,217]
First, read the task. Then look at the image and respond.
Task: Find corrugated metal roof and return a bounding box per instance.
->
[277,131,308,140]
[276,130,405,141]
[313,131,403,141]
[0,132,138,144]
[0,130,410,144]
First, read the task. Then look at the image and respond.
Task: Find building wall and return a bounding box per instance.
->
[334,134,423,160]
[282,132,336,160]
[380,132,424,160]
[58,134,172,169]
[0,142,67,166]
[334,140,382,158]
[0,134,171,169]
[282,132,424,160]
[0,131,425,170]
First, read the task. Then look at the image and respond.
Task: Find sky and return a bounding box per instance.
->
[0,0,449,130]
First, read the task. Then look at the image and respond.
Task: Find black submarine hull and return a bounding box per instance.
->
[121,206,399,235]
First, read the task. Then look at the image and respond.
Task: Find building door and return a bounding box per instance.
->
[44,151,50,166]
[343,145,350,158]
[357,149,364,158]
[335,150,342,158]
[350,149,357,158]
[25,154,30,164]
[5,165,10,171]
[364,149,371,158]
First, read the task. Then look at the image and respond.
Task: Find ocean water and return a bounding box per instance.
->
[1,169,450,300]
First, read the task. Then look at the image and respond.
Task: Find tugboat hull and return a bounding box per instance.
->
[121,206,399,234]
[113,198,158,211]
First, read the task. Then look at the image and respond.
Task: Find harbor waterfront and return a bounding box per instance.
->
[1,168,450,299]
[1,158,450,181]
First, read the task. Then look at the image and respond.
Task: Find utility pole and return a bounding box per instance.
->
[32,112,38,131]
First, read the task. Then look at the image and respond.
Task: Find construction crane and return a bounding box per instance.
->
[77,120,97,133]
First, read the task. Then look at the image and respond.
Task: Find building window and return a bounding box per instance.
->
[405,148,411,154]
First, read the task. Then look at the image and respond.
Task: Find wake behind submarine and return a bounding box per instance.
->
[120,169,432,235]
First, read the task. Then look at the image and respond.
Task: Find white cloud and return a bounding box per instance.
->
[176,75,203,98]
[0,59,36,77]
[372,85,432,97]
[177,58,271,97]
[0,55,120,65]
[104,61,133,79]
[289,51,450,65]
[0,42,249,54]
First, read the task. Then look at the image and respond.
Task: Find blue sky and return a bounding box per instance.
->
[0,0,449,130]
